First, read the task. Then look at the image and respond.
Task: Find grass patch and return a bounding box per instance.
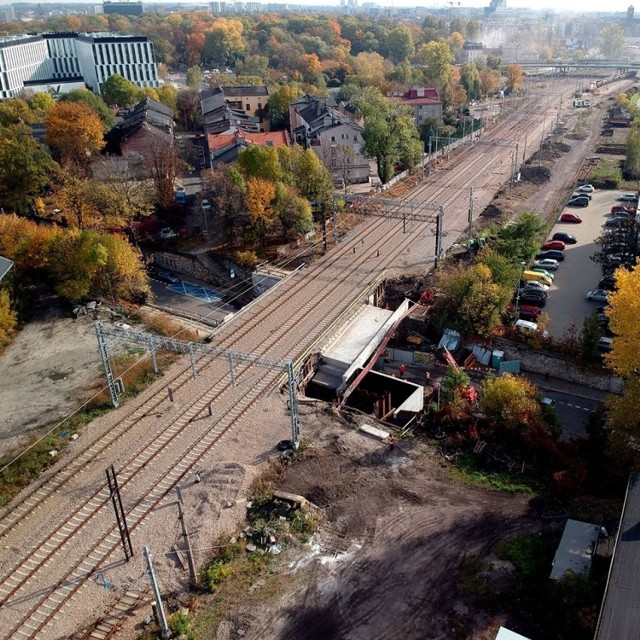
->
[493,533,557,580]
[449,454,540,495]
[138,308,201,341]
[588,158,623,189]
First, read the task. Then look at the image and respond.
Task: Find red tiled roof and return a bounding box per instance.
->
[207,133,237,151]
[243,131,290,147]
[398,97,442,106]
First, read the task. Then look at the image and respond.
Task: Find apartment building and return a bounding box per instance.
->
[0,31,158,99]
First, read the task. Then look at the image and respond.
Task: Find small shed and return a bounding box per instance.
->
[550,518,601,580]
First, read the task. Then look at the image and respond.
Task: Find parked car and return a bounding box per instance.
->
[576,184,594,193]
[533,258,559,271]
[506,303,542,319]
[617,193,639,202]
[515,319,549,339]
[536,250,565,262]
[567,196,590,207]
[518,293,546,307]
[585,289,609,302]
[571,191,592,200]
[552,232,577,244]
[522,281,550,293]
[611,205,635,215]
[518,289,548,302]
[599,275,616,290]
[158,227,177,240]
[531,267,555,280]
[597,337,613,353]
[542,240,566,251]
[604,216,630,228]
[560,212,582,223]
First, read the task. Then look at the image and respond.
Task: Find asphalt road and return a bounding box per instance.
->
[542,389,603,440]
[544,188,628,338]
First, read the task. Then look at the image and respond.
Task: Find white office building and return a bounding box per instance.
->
[0,32,158,99]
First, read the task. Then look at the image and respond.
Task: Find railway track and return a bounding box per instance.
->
[0,80,593,638]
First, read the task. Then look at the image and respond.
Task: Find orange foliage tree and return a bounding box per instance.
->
[45,102,105,173]
[246,177,277,245]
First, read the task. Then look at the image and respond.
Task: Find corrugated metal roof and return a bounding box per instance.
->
[550,518,600,580]
[0,256,14,282]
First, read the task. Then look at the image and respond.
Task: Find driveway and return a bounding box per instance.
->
[543,189,627,338]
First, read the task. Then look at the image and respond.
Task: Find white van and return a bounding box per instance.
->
[515,319,549,339]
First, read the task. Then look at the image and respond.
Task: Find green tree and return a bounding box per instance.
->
[477,248,520,289]
[0,123,58,213]
[625,127,640,179]
[491,212,545,263]
[581,312,603,361]
[202,165,248,245]
[292,148,333,210]
[435,262,509,335]
[186,65,203,89]
[415,40,453,87]
[352,87,421,184]
[237,146,283,182]
[268,84,303,131]
[460,62,481,101]
[600,24,625,59]
[274,182,313,240]
[100,74,144,106]
[203,18,247,66]
[0,98,32,126]
[486,55,502,71]
[385,25,415,63]
[61,88,115,130]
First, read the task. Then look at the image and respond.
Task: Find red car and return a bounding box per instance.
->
[506,303,542,319]
[542,240,566,251]
[611,205,635,215]
[560,212,582,223]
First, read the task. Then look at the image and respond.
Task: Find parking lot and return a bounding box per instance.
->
[543,188,632,338]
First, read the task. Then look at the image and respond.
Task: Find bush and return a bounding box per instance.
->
[200,560,234,593]
[588,159,622,189]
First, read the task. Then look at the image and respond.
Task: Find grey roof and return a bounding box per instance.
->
[200,87,226,116]
[221,85,268,98]
[550,518,600,580]
[0,256,14,282]
[596,473,640,640]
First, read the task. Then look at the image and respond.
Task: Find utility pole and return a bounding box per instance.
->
[434,208,444,269]
[144,546,171,639]
[468,186,474,228]
[523,131,527,163]
[176,487,197,587]
[332,193,338,244]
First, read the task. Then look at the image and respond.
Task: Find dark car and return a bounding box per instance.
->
[611,205,635,215]
[519,294,546,307]
[567,196,590,207]
[536,250,565,262]
[604,217,631,228]
[552,232,577,244]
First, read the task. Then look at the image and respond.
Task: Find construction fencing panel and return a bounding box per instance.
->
[499,360,521,374]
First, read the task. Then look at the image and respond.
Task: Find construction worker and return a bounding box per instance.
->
[398,364,406,378]
[387,434,396,450]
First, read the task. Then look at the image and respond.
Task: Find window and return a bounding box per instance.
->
[246,103,250,111]
[331,136,335,142]
[257,103,262,110]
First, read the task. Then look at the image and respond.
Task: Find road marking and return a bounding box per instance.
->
[555,399,595,412]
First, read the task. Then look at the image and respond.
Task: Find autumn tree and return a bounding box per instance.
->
[237,146,283,182]
[204,18,247,66]
[479,68,500,98]
[480,373,542,431]
[46,102,105,173]
[246,177,277,244]
[292,148,333,210]
[349,52,389,90]
[201,165,247,245]
[61,88,115,130]
[176,88,201,130]
[0,98,33,126]
[505,64,524,94]
[486,55,502,71]
[27,92,55,119]
[47,228,149,302]
[385,25,415,63]
[0,289,17,352]
[625,126,640,179]
[0,123,58,214]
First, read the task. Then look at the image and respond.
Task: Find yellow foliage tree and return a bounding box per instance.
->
[46,101,105,172]
[506,64,524,94]
[604,263,640,378]
[0,289,17,351]
[246,177,277,244]
[480,373,542,431]
[479,69,500,97]
[0,214,57,271]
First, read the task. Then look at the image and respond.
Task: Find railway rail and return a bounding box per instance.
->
[0,78,616,638]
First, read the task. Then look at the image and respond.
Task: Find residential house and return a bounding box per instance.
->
[100,97,173,178]
[221,85,270,131]
[289,94,371,184]
[459,41,486,64]
[391,87,443,128]
[206,130,290,168]
[200,86,262,135]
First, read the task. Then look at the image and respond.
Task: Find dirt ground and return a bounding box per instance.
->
[211,415,534,640]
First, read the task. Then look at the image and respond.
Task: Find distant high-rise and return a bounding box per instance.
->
[103,0,143,16]
[628,4,635,20]
[0,5,15,22]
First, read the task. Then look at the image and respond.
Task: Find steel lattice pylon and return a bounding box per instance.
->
[94,322,300,448]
